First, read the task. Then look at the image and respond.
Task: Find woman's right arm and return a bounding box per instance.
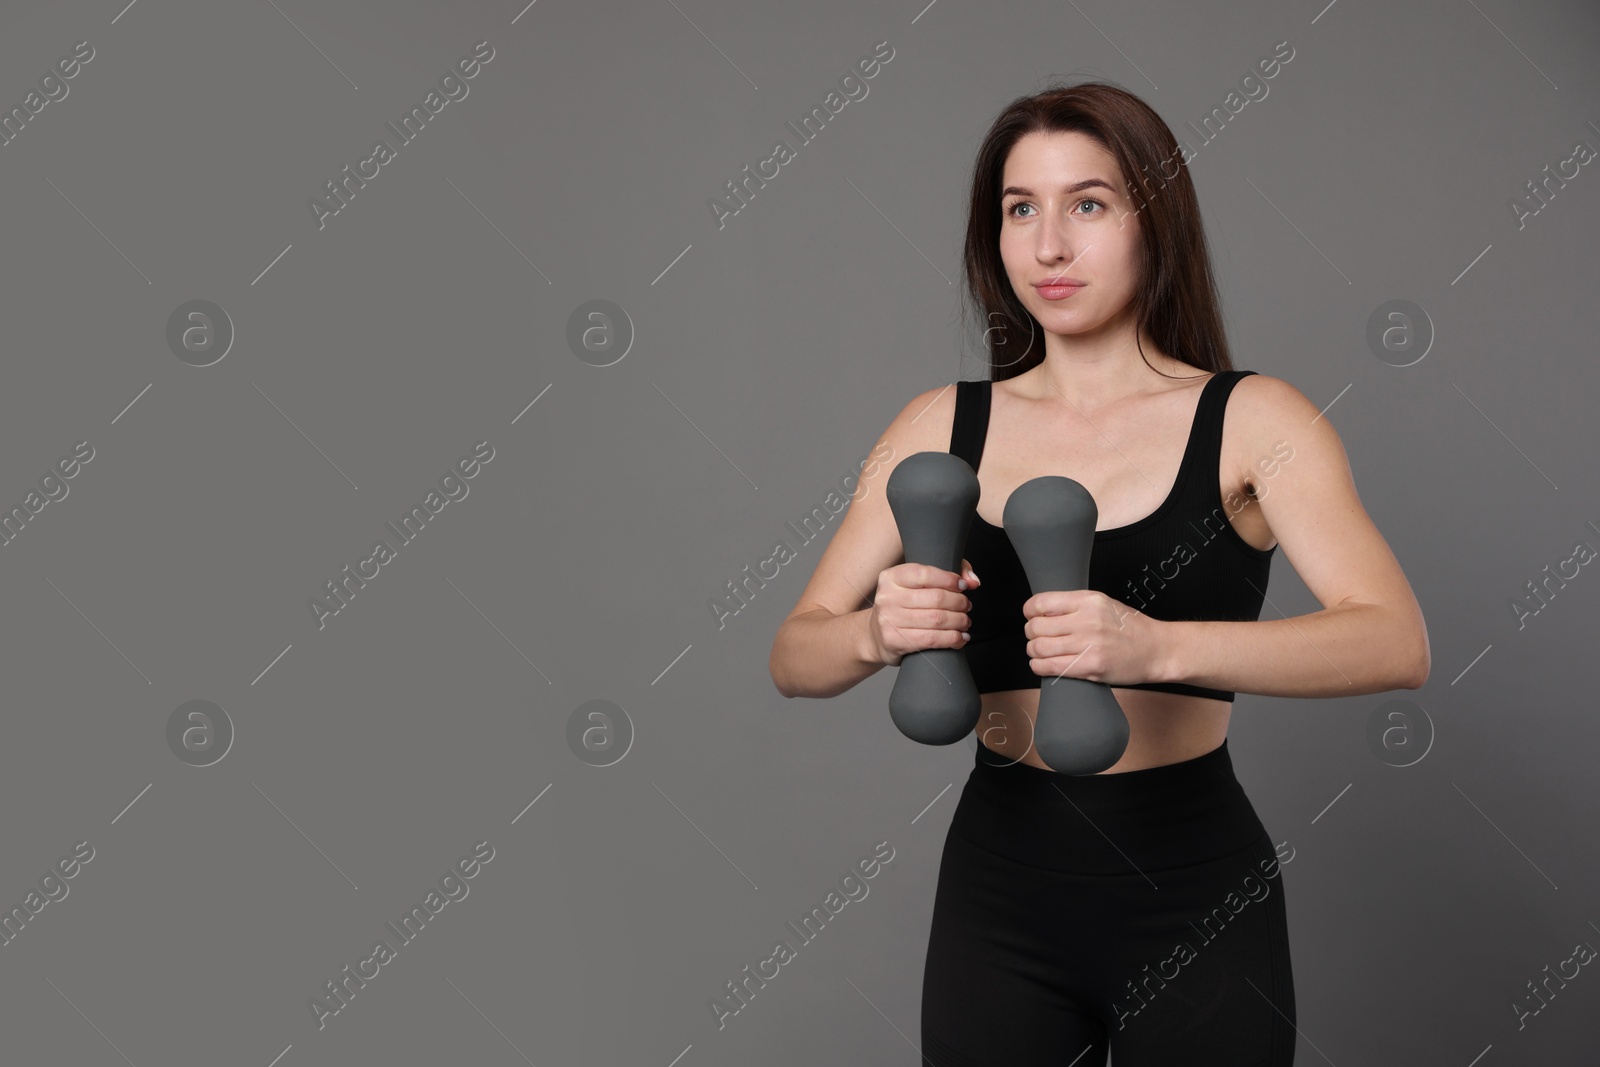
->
[769,385,978,699]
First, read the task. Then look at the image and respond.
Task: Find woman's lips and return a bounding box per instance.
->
[1034,282,1085,300]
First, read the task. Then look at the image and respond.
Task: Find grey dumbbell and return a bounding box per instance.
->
[1003,476,1130,775]
[884,451,982,746]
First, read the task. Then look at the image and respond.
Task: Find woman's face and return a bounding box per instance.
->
[998,130,1143,343]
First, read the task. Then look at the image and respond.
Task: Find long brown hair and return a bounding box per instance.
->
[963,81,1233,382]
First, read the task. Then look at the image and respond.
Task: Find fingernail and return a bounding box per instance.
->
[957,579,967,590]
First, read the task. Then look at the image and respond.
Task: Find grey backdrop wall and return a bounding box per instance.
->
[2,1,1597,1064]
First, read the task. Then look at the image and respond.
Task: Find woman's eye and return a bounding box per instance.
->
[1006,199,1105,218]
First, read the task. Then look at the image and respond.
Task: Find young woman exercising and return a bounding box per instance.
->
[769,82,1430,1065]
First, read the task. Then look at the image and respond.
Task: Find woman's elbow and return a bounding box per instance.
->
[769,661,796,699]
[1400,626,1431,689]
[768,633,797,698]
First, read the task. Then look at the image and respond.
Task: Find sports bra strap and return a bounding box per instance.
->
[1181,369,1256,505]
[948,379,992,473]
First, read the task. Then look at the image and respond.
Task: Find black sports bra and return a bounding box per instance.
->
[950,370,1276,702]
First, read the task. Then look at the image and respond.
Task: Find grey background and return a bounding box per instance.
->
[1,0,1597,1064]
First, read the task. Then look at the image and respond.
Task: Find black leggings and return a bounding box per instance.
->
[920,738,1297,1066]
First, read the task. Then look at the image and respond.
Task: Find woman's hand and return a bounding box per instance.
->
[1022,589,1169,687]
[866,560,980,666]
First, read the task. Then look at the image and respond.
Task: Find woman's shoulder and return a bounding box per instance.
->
[876,379,979,456]
[1223,371,1338,456]
[1228,371,1313,414]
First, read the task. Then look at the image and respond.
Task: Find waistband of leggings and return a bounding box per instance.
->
[972,735,1239,802]
[956,737,1267,873]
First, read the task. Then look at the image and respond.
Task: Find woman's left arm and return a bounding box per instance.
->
[1153,374,1432,698]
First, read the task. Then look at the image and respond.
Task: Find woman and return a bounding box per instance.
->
[768,83,1429,1065]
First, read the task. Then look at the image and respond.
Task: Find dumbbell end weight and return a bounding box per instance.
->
[888,653,982,745]
[1032,676,1131,775]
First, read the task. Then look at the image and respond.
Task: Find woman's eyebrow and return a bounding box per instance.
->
[1001,178,1118,197]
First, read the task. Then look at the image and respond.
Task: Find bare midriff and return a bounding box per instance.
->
[970,689,1230,773]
